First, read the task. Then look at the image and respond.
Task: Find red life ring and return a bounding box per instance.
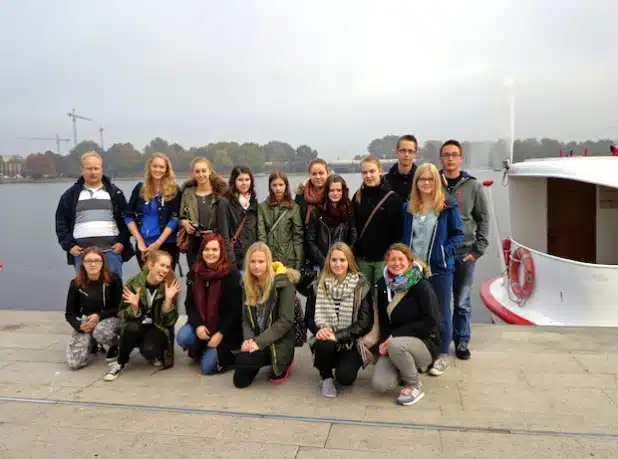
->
[509,247,535,300]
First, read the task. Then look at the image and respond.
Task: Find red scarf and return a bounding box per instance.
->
[192,263,230,332]
[321,201,351,227]
[303,181,324,224]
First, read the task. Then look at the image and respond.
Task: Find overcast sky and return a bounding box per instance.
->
[1,0,617,158]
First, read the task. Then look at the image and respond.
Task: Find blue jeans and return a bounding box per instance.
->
[176,323,218,375]
[430,272,454,355]
[75,251,123,282]
[452,256,476,346]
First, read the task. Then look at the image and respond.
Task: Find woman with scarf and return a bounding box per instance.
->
[219,166,259,271]
[258,172,304,270]
[295,158,329,227]
[305,175,357,269]
[305,242,373,398]
[371,243,441,407]
[176,233,242,374]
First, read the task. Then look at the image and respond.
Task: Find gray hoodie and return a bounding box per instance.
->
[441,170,490,259]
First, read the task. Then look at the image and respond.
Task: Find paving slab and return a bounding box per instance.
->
[0,311,617,458]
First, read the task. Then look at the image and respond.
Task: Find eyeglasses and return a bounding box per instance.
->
[441,153,461,159]
[397,148,417,155]
[418,177,434,183]
[83,259,103,265]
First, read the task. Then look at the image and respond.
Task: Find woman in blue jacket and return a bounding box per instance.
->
[402,162,463,377]
[125,153,181,271]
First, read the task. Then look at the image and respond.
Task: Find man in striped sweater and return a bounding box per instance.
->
[55,152,134,281]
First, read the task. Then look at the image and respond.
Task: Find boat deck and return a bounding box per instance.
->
[0,311,617,458]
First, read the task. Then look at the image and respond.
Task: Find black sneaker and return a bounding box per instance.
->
[105,345,119,362]
[456,343,471,360]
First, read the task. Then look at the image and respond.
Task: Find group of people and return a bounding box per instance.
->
[56,134,489,407]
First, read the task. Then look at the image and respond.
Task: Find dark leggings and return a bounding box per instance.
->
[118,320,168,365]
[233,350,273,388]
[135,243,180,272]
[313,339,363,386]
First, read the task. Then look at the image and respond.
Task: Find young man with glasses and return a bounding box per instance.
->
[438,140,489,361]
[384,135,418,201]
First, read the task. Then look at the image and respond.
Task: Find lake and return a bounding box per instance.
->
[0,170,509,323]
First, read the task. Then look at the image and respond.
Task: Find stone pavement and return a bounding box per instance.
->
[0,311,616,458]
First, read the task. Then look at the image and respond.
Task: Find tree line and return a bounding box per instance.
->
[8,134,618,180]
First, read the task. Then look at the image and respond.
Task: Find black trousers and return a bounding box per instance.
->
[313,339,363,386]
[186,235,204,269]
[118,320,168,365]
[233,350,273,388]
[135,243,180,272]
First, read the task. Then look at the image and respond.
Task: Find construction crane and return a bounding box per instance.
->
[67,108,92,147]
[21,134,71,154]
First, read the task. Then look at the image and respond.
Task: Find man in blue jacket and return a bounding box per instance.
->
[55,152,134,281]
[439,140,489,360]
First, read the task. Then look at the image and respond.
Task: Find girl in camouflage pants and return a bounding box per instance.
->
[65,247,122,370]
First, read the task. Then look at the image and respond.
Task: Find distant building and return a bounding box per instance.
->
[0,155,24,177]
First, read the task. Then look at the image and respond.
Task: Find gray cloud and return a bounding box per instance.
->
[1,0,617,158]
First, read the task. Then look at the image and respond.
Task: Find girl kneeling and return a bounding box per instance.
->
[104,250,180,381]
[177,233,243,374]
[65,247,122,370]
[305,242,373,398]
[234,242,297,388]
[371,244,441,406]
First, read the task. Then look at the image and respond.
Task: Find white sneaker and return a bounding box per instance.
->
[152,359,163,367]
[429,355,449,376]
[103,362,124,381]
[321,377,338,398]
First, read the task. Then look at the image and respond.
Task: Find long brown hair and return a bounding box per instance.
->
[75,247,112,289]
[226,165,255,199]
[141,152,178,202]
[267,171,294,208]
[322,174,352,213]
[194,232,231,273]
[188,157,228,197]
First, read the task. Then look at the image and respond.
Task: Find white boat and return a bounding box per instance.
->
[480,156,618,326]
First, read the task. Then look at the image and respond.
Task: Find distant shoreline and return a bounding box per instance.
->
[0,172,309,186]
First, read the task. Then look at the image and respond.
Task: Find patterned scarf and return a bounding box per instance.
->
[314,272,360,331]
[384,263,424,303]
[303,181,324,224]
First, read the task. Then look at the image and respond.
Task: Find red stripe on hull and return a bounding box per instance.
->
[480,276,536,326]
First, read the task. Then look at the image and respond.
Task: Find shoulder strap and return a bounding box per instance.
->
[358,191,394,241]
[231,214,248,246]
[269,209,288,234]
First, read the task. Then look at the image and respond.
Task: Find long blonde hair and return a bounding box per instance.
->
[355,156,382,204]
[318,242,360,290]
[408,162,445,215]
[243,242,276,306]
[142,153,178,202]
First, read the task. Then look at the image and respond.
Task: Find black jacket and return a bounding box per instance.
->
[218,195,259,270]
[185,269,243,364]
[305,276,373,345]
[124,182,181,241]
[352,182,404,262]
[305,208,357,268]
[55,176,134,265]
[376,276,441,361]
[65,275,122,332]
[384,163,417,201]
